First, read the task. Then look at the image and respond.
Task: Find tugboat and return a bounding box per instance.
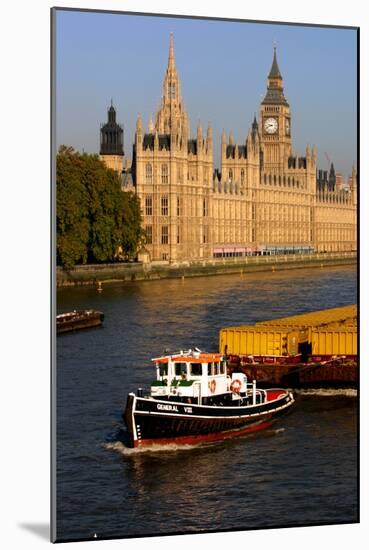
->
[124,349,295,448]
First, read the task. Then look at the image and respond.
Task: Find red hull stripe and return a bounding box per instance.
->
[134,419,272,448]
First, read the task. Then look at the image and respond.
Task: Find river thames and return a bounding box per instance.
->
[56,265,357,541]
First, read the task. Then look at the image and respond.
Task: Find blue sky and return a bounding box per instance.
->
[55,9,357,177]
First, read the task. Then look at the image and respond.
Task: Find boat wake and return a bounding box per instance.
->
[295,388,357,397]
[102,440,201,455]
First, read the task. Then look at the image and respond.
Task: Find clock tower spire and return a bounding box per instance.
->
[259,46,292,170]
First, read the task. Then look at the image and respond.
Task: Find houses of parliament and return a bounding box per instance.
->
[99,34,357,263]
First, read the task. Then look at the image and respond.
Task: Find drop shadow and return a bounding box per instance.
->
[18,523,49,541]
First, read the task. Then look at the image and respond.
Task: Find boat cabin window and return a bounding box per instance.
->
[159,364,168,377]
[207,362,212,375]
[220,361,226,375]
[190,362,202,376]
[175,362,187,377]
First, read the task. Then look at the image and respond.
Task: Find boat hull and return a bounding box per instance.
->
[57,310,104,334]
[124,390,294,448]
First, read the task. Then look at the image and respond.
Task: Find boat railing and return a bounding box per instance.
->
[192,381,202,405]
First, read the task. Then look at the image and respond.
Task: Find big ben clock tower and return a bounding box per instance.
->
[260,47,292,171]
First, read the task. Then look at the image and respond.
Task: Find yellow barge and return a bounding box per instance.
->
[220,305,357,388]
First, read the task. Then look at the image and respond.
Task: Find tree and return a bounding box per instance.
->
[121,191,144,260]
[56,146,89,270]
[56,146,144,268]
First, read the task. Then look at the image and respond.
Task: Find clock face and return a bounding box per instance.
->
[264,117,278,134]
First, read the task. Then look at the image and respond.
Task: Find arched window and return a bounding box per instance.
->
[292,177,295,187]
[264,174,267,184]
[279,176,282,186]
[269,174,272,185]
[145,163,152,184]
[288,177,291,187]
[161,164,168,184]
[229,169,233,182]
[274,175,277,185]
[283,176,286,186]
[241,169,245,184]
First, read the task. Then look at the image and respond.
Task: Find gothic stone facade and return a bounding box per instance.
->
[101,34,357,262]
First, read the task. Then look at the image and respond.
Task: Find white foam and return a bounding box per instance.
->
[295,388,357,397]
[102,440,202,455]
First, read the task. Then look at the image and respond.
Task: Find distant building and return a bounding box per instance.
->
[100,34,357,262]
[99,101,124,174]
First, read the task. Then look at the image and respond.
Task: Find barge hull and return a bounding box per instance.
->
[228,359,357,388]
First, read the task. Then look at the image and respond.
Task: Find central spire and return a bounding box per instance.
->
[168,32,176,70]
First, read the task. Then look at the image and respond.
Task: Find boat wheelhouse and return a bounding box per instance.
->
[124,349,295,448]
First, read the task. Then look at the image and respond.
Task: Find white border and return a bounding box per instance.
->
[1,1,366,549]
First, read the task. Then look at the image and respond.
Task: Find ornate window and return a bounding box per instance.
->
[145,163,152,184]
[145,196,153,216]
[161,164,169,184]
[161,195,169,216]
[177,197,182,216]
[241,169,245,184]
[161,226,169,244]
[203,198,208,217]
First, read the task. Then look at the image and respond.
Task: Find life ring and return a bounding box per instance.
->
[208,379,216,393]
[230,379,242,393]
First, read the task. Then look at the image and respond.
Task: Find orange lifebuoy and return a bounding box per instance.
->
[230,379,242,393]
[208,379,216,393]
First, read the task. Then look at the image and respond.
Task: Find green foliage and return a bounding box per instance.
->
[121,191,143,260]
[56,146,143,269]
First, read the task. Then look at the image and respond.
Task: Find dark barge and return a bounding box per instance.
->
[56,309,104,334]
[227,354,357,389]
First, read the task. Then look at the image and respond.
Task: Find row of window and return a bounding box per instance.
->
[145,196,208,217]
[263,174,302,188]
[145,225,209,245]
[158,361,226,377]
[144,163,210,184]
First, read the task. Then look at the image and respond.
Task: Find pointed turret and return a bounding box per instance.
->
[206,122,213,155]
[306,144,310,159]
[262,46,289,106]
[229,131,234,146]
[221,128,226,145]
[148,115,154,133]
[251,115,259,142]
[268,46,283,80]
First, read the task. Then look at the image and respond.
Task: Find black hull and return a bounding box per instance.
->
[124,391,294,448]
